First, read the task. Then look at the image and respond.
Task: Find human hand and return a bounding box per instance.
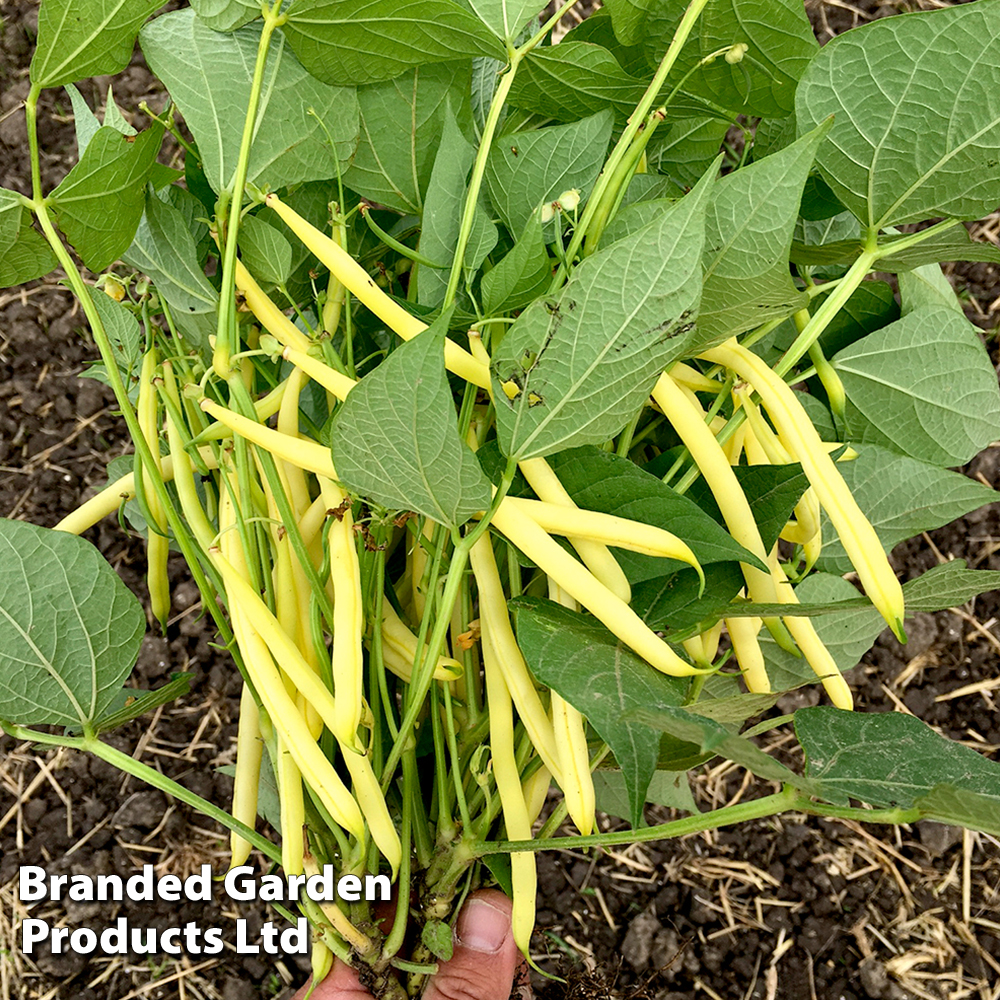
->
[292,889,532,1000]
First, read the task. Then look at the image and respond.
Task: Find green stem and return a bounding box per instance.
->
[478,786,799,853]
[2,725,280,863]
[442,63,520,309]
[213,1,285,379]
[557,0,713,277]
[775,237,878,379]
[25,83,43,203]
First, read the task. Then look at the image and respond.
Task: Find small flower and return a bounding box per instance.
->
[725,42,749,65]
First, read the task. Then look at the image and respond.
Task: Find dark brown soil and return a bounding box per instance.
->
[1,2,998,999]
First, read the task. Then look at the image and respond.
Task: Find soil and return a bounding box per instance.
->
[1,2,999,999]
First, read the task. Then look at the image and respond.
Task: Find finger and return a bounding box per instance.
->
[425,890,532,1000]
[291,957,372,1000]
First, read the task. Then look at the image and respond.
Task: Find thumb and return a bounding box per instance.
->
[425,890,532,1000]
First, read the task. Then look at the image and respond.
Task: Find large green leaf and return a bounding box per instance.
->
[833,306,1000,466]
[0,520,145,729]
[604,0,657,47]
[485,111,614,237]
[492,166,713,460]
[140,11,358,194]
[49,124,162,272]
[344,63,472,214]
[506,43,649,122]
[814,446,998,575]
[797,708,1000,809]
[898,263,965,317]
[640,0,817,118]
[546,446,762,581]
[697,126,825,346]
[330,313,492,527]
[281,0,504,86]
[901,560,1000,613]
[797,2,1000,228]
[467,0,542,41]
[31,0,163,88]
[190,0,259,31]
[511,596,687,827]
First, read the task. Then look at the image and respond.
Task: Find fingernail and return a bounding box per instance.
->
[456,898,509,954]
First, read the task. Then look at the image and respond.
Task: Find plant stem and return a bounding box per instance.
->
[557,0,713,277]
[479,786,799,852]
[25,83,43,203]
[213,1,285,379]
[2,724,280,863]
[442,64,519,309]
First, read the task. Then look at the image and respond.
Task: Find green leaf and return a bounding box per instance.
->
[915,786,1000,838]
[604,0,657,47]
[80,292,144,402]
[797,2,1000,228]
[486,111,613,237]
[140,11,359,194]
[900,560,1000,613]
[792,226,1000,273]
[640,0,817,118]
[238,215,293,289]
[593,770,695,825]
[421,920,453,962]
[94,673,192,734]
[546,446,763,581]
[898,263,964,317]
[31,0,163,88]
[66,84,102,155]
[646,117,730,190]
[511,595,687,827]
[103,85,136,139]
[480,214,551,315]
[345,63,472,215]
[467,0,541,42]
[0,520,145,729]
[492,165,713,460]
[833,306,1000,466]
[631,704,819,794]
[697,126,826,347]
[796,708,1000,809]
[330,312,493,527]
[0,188,24,248]
[632,563,745,635]
[0,228,60,289]
[684,463,810,554]
[281,0,504,87]
[123,189,219,347]
[506,42,649,122]
[851,441,974,533]
[49,124,162,272]
[0,191,57,288]
[716,561,1000,620]
[758,574,883,692]
[190,0,259,31]
[417,104,485,309]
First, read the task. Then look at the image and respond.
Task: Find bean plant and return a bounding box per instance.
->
[3,0,1000,994]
